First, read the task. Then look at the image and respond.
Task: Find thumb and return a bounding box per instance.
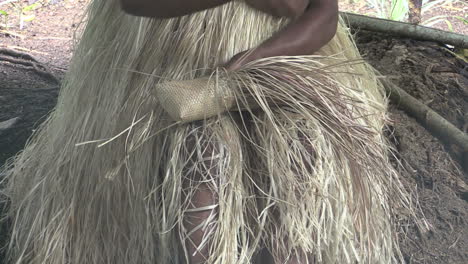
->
[224,49,258,72]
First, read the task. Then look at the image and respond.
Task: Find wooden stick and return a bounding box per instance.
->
[341,12,468,49]
[0,47,40,63]
[7,45,49,55]
[0,117,19,131]
[382,79,468,153]
[0,30,25,39]
[408,0,422,24]
[0,48,59,83]
[0,55,59,83]
[0,0,18,7]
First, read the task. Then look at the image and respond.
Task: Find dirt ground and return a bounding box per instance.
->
[355,32,468,263]
[0,0,86,69]
[1,1,468,264]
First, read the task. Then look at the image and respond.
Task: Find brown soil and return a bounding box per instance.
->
[0,0,86,69]
[355,31,468,263]
[1,1,467,264]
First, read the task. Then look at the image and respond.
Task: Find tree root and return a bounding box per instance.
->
[0,48,59,84]
[383,79,468,161]
[342,12,468,49]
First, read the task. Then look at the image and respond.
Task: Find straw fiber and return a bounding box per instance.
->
[1,0,413,263]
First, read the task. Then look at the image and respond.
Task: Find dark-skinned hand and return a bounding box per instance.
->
[244,0,309,18]
[225,0,339,71]
[119,0,338,72]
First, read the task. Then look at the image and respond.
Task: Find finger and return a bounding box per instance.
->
[289,0,309,17]
[245,0,279,18]
[298,0,310,13]
[224,52,248,72]
[224,49,259,72]
[224,58,241,72]
[276,0,309,18]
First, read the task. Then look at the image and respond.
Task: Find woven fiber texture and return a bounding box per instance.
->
[154,76,234,122]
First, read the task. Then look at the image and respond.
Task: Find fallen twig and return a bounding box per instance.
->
[341,12,468,49]
[0,117,19,131]
[0,30,25,39]
[7,45,49,55]
[0,55,59,83]
[0,0,18,7]
[408,0,422,25]
[0,48,39,63]
[0,48,59,83]
[382,79,468,154]
[34,36,71,41]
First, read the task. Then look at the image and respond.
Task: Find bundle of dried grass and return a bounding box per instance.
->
[1,0,414,263]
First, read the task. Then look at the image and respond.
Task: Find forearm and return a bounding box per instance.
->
[254,0,339,59]
[120,0,231,18]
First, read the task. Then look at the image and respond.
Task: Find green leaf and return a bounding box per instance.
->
[21,14,35,22]
[453,16,468,25]
[22,2,40,12]
[443,20,453,32]
[389,0,408,21]
[0,10,8,16]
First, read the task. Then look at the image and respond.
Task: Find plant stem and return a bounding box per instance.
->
[408,0,422,24]
[0,0,18,7]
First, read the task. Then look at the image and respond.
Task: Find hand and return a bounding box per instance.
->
[244,0,309,18]
[224,50,257,72]
[225,0,339,71]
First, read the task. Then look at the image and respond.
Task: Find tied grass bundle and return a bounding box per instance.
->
[1,0,415,263]
[152,57,410,262]
[154,76,234,122]
[228,57,405,262]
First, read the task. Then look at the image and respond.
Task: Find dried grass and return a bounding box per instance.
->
[1,0,414,263]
